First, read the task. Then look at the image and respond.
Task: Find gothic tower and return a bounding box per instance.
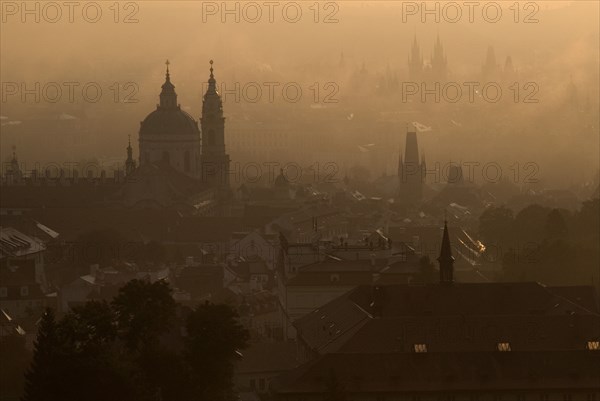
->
[431,34,448,81]
[398,128,426,205]
[437,219,454,284]
[200,60,230,189]
[408,34,424,81]
[482,45,499,79]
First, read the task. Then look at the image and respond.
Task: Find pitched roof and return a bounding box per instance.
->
[272,351,600,394]
[294,282,600,354]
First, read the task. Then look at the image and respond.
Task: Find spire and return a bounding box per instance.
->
[208,59,216,92]
[202,59,223,118]
[8,145,21,179]
[159,59,178,109]
[437,217,455,284]
[125,134,136,175]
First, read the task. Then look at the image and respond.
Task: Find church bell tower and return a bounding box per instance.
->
[200,60,230,189]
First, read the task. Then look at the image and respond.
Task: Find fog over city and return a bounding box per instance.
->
[2,1,599,187]
[1,1,599,401]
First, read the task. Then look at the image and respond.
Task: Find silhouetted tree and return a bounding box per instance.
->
[500,199,599,286]
[479,206,514,245]
[112,279,176,350]
[23,281,249,401]
[185,302,250,401]
[23,309,62,401]
[513,204,549,244]
[544,209,568,240]
[0,332,30,401]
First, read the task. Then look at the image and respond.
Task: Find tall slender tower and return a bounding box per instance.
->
[437,218,454,284]
[398,128,426,205]
[408,34,424,81]
[200,60,230,189]
[431,34,448,81]
[125,135,136,176]
[482,45,498,79]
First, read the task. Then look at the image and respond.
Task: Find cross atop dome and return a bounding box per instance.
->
[159,59,177,109]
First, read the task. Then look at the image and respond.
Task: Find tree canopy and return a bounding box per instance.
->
[22,280,249,401]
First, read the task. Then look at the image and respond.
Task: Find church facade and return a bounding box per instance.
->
[136,60,230,189]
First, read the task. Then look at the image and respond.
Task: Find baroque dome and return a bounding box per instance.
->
[139,61,199,137]
[139,107,199,137]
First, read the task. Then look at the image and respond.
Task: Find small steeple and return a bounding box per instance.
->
[207,59,217,93]
[202,59,223,118]
[437,215,455,284]
[125,134,136,175]
[5,145,22,182]
[159,59,178,109]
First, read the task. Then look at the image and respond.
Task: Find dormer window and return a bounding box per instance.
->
[330,274,340,283]
[587,341,599,351]
[20,286,29,297]
[497,342,511,352]
[413,343,427,353]
[0,287,7,297]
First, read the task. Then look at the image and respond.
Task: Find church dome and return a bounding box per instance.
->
[139,61,199,137]
[139,107,199,137]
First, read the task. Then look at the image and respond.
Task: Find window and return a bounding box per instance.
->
[497,342,511,352]
[249,379,256,390]
[162,151,170,163]
[414,343,427,353]
[587,341,600,351]
[258,378,265,391]
[20,286,29,297]
[0,287,7,297]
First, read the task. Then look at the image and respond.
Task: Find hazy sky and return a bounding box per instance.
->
[1,1,598,186]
